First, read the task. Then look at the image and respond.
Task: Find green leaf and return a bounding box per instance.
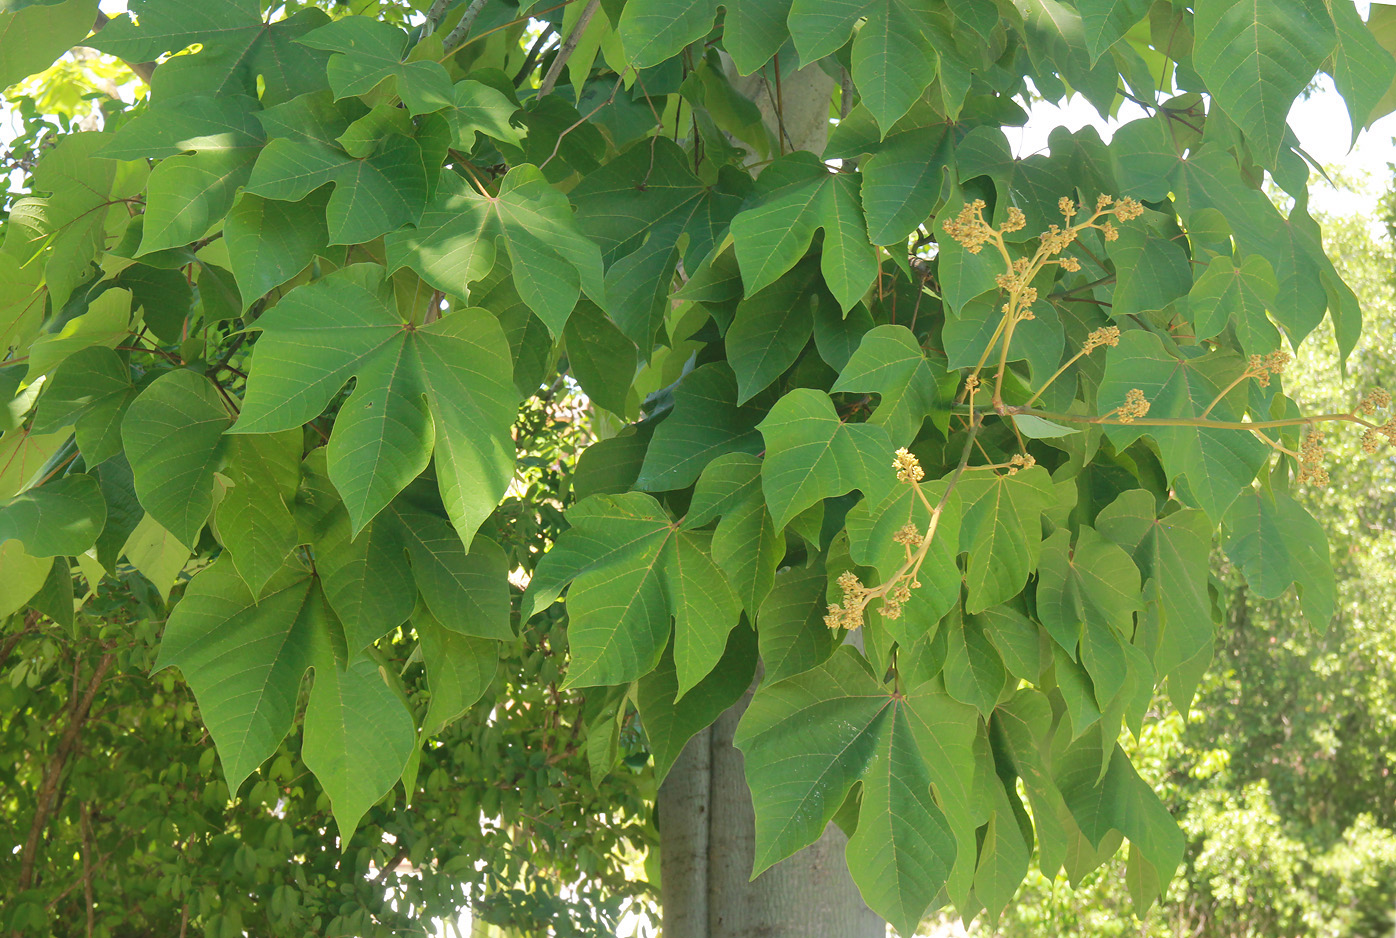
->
[121,512,190,601]
[91,2,330,105]
[1188,254,1280,354]
[725,262,821,404]
[756,562,838,683]
[1105,213,1192,320]
[1036,526,1142,704]
[417,607,498,736]
[140,148,259,255]
[32,347,135,466]
[224,190,330,309]
[1192,0,1335,166]
[846,697,958,936]
[1223,488,1335,631]
[156,559,323,790]
[0,474,106,557]
[616,0,718,69]
[8,134,147,310]
[831,325,941,446]
[1012,414,1079,439]
[1095,490,1214,685]
[0,0,96,89]
[788,0,941,133]
[685,453,782,615]
[121,369,233,550]
[1076,0,1151,63]
[972,781,1032,923]
[956,466,1056,613]
[1055,734,1185,885]
[441,80,523,150]
[231,264,516,548]
[25,287,132,381]
[1326,0,1396,141]
[96,94,265,161]
[731,152,878,312]
[302,645,416,841]
[523,492,739,692]
[315,503,415,654]
[245,134,427,246]
[943,608,1009,717]
[571,139,744,350]
[563,299,636,416]
[758,388,895,531]
[217,431,301,598]
[636,363,768,493]
[392,503,514,642]
[298,16,453,115]
[735,648,888,873]
[0,538,51,617]
[637,624,758,784]
[1099,331,1269,519]
[386,168,605,337]
[113,263,195,344]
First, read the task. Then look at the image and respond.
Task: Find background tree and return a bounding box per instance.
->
[1,1,1393,936]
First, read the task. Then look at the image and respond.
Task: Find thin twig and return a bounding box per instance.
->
[537,0,601,98]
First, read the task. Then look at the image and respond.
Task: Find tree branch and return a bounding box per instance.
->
[442,0,491,55]
[17,652,116,894]
[537,0,601,98]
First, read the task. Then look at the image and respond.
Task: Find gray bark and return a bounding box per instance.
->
[658,686,885,938]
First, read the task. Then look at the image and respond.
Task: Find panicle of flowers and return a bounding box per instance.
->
[1245,350,1291,388]
[1358,387,1391,415]
[941,199,994,253]
[1007,453,1036,476]
[1357,389,1396,454]
[825,570,868,630]
[894,447,924,484]
[1083,325,1121,353]
[1116,388,1151,423]
[1297,425,1329,487]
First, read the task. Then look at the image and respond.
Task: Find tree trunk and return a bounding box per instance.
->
[658,686,885,938]
[658,54,881,938]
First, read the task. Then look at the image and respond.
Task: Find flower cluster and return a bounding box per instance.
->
[941,199,993,253]
[1297,425,1329,487]
[1083,325,1121,353]
[1245,350,1292,388]
[1358,389,1396,454]
[894,447,924,484]
[1116,388,1151,423]
[1007,453,1036,475]
[824,571,869,630]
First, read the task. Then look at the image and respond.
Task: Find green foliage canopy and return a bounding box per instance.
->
[3,0,1395,933]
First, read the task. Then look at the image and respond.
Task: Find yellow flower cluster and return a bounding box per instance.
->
[1298,426,1329,487]
[1358,387,1391,415]
[1246,350,1291,388]
[1083,325,1121,353]
[824,571,868,631]
[1007,453,1036,475]
[941,199,993,253]
[1117,388,1150,423]
[893,447,924,483]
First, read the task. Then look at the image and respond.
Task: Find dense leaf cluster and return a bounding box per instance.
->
[1,0,1391,932]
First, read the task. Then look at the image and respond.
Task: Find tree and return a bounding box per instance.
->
[2,0,1394,934]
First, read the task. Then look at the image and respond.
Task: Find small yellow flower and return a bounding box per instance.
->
[893,448,924,484]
